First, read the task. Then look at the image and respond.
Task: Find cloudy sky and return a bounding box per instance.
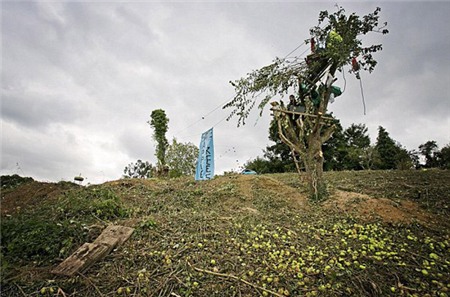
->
[2,1,449,184]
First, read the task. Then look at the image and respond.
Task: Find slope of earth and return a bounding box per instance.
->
[1,171,449,297]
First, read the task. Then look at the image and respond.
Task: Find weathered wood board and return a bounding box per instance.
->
[94,224,134,246]
[51,225,134,276]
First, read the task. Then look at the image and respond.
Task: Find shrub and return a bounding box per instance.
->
[59,187,129,220]
[1,216,87,263]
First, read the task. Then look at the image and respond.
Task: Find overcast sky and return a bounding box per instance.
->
[2,1,449,184]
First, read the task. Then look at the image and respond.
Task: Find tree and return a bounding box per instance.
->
[374,126,399,169]
[123,160,153,178]
[342,123,371,170]
[409,150,421,169]
[148,109,169,174]
[374,126,414,170]
[243,156,274,174]
[419,140,439,168]
[395,145,415,170]
[166,138,199,177]
[437,143,450,169]
[224,6,388,200]
[360,145,378,170]
[322,120,345,171]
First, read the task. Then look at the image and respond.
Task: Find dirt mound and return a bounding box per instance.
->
[103,178,163,191]
[1,181,77,215]
[1,174,437,226]
[211,175,308,212]
[324,190,435,225]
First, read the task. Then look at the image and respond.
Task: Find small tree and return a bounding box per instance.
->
[224,6,388,200]
[342,124,371,170]
[374,126,400,169]
[374,126,414,170]
[123,160,153,178]
[437,144,450,169]
[166,138,199,177]
[419,140,439,168]
[148,109,169,174]
[322,121,346,171]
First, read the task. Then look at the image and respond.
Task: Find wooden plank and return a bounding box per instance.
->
[51,225,134,276]
[94,225,134,247]
[51,243,112,276]
[270,108,334,120]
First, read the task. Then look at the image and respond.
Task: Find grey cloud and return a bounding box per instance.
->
[1,123,93,182]
[2,2,449,184]
[2,89,86,129]
[118,126,155,162]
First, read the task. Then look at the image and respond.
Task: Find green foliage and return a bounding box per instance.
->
[60,187,129,220]
[224,58,299,126]
[374,126,399,169]
[310,6,388,73]
[374,126,414,170]
[244,118,297,174]
[148,109,169,168]
[224,6,388,201]
[417,141,450,169]
[166,138,199,177]
[1,216,86,263]
[1,171,449,296]
[344,123,370,148]
[1,185,129,280]
[252,122,430,173]
[224,6,388,126]
[322,121,345,171]
[244,156,295,174]
[419,140,439,168]
[123,160,153,178]
[395,145,415,170]
[1,174,33,190]
[437,143,450,169]
[341,124,372,170]
[266,117,297,171]
[262,121,374,172]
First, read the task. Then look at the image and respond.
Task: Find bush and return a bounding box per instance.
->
[59,187,129,220]
[1,216,87,263]
[1,174,33,190]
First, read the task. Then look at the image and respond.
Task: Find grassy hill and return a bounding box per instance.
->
[1,170,449,296]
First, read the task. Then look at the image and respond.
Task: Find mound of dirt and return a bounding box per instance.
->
[1,181,77,215]
[1,173,439,227]
[212,174,309,211]
[324,190,436,225]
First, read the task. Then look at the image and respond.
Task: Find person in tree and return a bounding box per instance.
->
[287,95,297,111]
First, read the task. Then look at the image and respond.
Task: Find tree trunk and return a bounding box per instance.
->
[305,132,325,200]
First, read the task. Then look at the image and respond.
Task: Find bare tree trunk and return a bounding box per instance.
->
[305,130,325,200]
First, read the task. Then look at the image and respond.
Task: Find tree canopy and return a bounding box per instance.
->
[123,160,153,179]
[148,109,169,170]
[223,6,388,126]
[166,138,199,178]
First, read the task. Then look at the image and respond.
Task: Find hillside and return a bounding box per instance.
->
[1,170,449,296]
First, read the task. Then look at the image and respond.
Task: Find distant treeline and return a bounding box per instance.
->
[244,122,450,174]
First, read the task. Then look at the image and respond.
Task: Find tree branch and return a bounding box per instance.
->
[188,263,285,297]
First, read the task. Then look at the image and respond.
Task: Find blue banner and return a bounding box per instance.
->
[195,128,214,180]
